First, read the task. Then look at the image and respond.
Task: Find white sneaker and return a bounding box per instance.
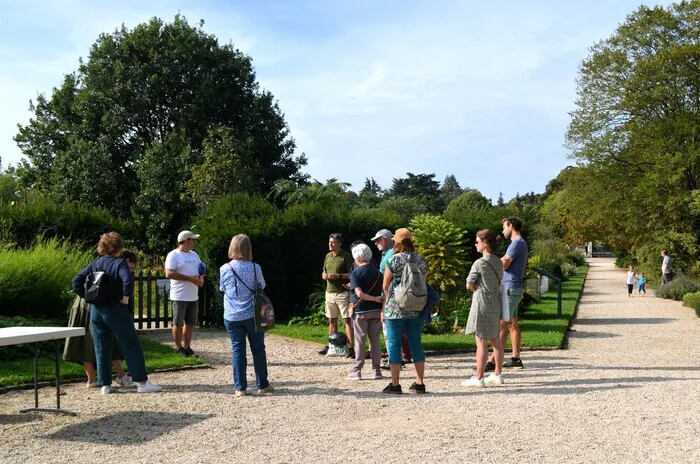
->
[460,376,485,388]
[87,380,98,388]
[325,344,345,357]
[114,375,136,387]
[484,374,505,387]
[101,385,112,395]
[137,380,162,393]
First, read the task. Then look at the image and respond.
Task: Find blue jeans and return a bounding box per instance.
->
[224,318,269,392]
[385,317,425,365]
[91,302,148,387]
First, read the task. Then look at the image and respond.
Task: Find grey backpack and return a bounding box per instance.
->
[394,254,428,312]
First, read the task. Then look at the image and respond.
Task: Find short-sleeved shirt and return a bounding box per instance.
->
[349,257,379,305]
[503,237,528,289]
[662,255,672,273]
[379,245,395,274]
[384,252,429,320]
[165,249,202,301]
[350,265,383,313]
[323,250,353,293]
[219,260,266,322]
[638,276,646,286]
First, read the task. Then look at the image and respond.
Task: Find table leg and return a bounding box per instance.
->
[19,341,77,416]
[33,343,38,408]
[55,340,61,409]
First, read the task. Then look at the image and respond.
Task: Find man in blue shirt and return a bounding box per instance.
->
[488,217,528,370]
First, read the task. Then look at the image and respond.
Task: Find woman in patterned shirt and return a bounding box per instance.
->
[462,229,506,388]
[381,228,428,395]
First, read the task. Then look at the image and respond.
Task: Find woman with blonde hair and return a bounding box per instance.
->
[219,234,272,397]
[462,229,506,388]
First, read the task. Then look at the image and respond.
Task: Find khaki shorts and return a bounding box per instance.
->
[325,292,351,319]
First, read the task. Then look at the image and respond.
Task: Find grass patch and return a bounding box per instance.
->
[270,265,589,352]
[0,335,206,388]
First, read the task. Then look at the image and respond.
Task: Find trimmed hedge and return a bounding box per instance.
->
[194,194,404,322]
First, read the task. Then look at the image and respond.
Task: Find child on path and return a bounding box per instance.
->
[637,273,647,294]
[626,266,636,297]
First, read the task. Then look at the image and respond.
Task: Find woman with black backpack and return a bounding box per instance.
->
[72,232,162,395]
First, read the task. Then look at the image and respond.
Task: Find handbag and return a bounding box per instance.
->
[228,263,275,331]
[483,258,510,322]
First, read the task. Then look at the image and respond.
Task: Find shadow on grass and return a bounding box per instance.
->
[45,411,214,445]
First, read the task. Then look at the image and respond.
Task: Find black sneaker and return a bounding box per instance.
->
[346,348,356,359]
[177,347,188,357]
[184,347,197,358]
[485,361,496,372]
[318,345,329,355]
[380,362,390,370]
[408,382,426,394]
[365,351,371,359]
[503,357,524,369]
[382,383,402,394]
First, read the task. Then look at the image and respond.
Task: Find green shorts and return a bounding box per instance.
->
[505,287,524,318]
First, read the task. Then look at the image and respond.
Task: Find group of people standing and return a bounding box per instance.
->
[317,217,529,394]
[65,215,529,398]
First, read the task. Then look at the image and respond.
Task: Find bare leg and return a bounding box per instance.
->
[390,364,401,386]
[329,318,338,335]
[112,360,126,378]
[414,361,425,384]
[172,325,183,349]
[83,362,96,382]
[343,318,354,346]
[489,320,510,362]
[183,324,195,350]
[474,335,488,380]
[490,337,504,376]
[509,317,521,358]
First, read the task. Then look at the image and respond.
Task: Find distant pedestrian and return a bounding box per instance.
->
[626,266,636,297]
[637,273,647,294]
[661,250,673,284]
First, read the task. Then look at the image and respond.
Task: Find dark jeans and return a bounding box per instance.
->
[91,302,148,387]
[224,317,269,392]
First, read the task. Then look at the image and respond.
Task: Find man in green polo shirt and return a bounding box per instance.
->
[319,233,355,357]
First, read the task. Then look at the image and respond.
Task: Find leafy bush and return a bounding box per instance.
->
[560,262,578,278]
[435,289,471,330]
[566,251,586,266]
[682,292,700,309]
[411,214,467,292]
[614,250,638,269]
[287,285,327,326]
[695,301,700,318]
[0,196,130,249]
[655,275,700,301]
[0,239,93,318]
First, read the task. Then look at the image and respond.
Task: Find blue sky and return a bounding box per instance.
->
[0,0,673,201]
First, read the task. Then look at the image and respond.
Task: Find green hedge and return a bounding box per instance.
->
[0,239,93,319]
[656,275,700,301]
[683,292,700,309]
[0,196,130,248]
[194,194,404,322]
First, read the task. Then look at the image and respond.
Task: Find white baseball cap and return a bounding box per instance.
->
[177,230,200,243]
[371,229,394,241]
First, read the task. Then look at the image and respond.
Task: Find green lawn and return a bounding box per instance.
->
[0,335,206,388]
[270,265,588,352]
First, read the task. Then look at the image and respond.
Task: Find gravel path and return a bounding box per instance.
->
[2,258,700,463]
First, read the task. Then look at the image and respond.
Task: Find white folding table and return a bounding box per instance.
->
[0,326,85,416]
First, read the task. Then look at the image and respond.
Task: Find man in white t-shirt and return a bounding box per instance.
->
[165,231,204,357]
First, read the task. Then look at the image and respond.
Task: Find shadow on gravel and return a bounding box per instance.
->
[566,330,620,339]
[269,361,351,368]
[0,414,43,425]
[574,318,676,325]
[429,384,644,397]
[44,411,214,445]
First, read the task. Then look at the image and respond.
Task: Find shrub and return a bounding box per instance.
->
[0,196,130,249]
[695,301,700,318]
[411,214,467,292]
[566,251,586,266]
[655,275,700,301]
[614,250,638,269]
[436,289,471,330]
[0,239,93,319]
[682,292,700,309]
[287,285,327,326]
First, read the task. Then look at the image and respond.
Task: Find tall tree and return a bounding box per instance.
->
[440,174,463,203]
[14,15,306,242]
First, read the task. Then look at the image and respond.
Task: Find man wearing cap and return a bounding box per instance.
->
[165,231,205,357]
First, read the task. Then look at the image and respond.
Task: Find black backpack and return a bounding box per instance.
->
[84,267,117,304]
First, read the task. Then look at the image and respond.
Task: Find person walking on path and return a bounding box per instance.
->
[381,228,428,395]
[347,243,384,381]
[318,233,355,358]
[165,230,205,357]
[487,216,528,371]
[661,250,673,284]
[637,272,647,294]
[219,234,273,397]
[462,230,506,388]
[72,232,162,395]
[626,266,636,297]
